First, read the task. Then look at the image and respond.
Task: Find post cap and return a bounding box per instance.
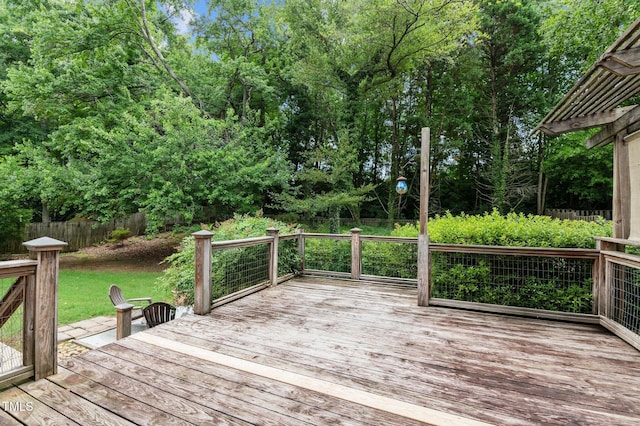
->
[192,230,215,238]
[22,237,68,252]
[114,303,134,311]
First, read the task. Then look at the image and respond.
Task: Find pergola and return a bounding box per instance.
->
[536,16,640,241]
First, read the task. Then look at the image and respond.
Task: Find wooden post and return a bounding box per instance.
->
[22,236,67,381]
[596,238,626,319]
[267,228,280,286]
[193,230,214,315]
[115,303,133,340]
[613,129,630,239]
[297,228,305,274]
[22,274,35,367]
[625,130,640,240]
[594,239,603,316]
[351,228,362,281]
[418,127,431,306]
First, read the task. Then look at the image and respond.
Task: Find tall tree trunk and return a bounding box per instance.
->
[328,206,340,234]
[41,202,50,223]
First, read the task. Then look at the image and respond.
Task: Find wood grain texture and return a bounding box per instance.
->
[2,276,640,425]
[34,250,59,380]
[193,231,213,315]
[0,385,79,425]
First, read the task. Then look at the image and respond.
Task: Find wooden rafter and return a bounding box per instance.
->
[537,106,637,136]
[598,48,640,76]
[536,16,640,135]
[585,105,640,148]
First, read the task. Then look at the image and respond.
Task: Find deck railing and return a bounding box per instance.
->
[193,229,299,314]
[598,238,640,350]
[428,244,599,322]
[0,237,67,389]
[193,229,640,351]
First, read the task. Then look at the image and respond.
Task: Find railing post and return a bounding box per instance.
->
[595,239,619,316]
[22,275,35,367]
[22,236,67,381]
[297,229,305,274]
[418,127,431,307]
[115,303,133,340]
[351,228,362,280]
[597,238,626,320]
[267,228,280,286]
[417,234,430,306]
[193,230,214,315]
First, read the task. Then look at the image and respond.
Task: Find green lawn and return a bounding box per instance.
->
[58,270,170,325]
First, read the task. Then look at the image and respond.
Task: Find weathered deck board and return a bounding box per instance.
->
[53,361,244,426]
[147,292,639,424]
[161,309,638,417]
[1,276,640,425]
[0,385,75,425]
[97,341,428,426]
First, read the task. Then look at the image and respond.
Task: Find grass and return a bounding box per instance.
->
[58,270,170,325]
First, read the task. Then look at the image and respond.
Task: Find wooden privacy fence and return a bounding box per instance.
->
[193,229,640,352]
[545,208,612,221]
[0,237,66,389]
[0,212,147,254]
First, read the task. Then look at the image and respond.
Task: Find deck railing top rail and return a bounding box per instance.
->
[430,243,600,258]
[211,235,274,250]
[0,260,37,279]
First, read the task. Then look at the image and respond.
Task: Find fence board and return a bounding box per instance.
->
[545,209,612,221]
[0,212,147,254]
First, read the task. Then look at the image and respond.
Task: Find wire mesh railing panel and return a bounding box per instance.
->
[608,262,640,334]
[362,240,418,282]
[278,238,301,278]
[211,244,269,301]
[304,238,351,273]
[431,251,594,313]
[0,278,24,374]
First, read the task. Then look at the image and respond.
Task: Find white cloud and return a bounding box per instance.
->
[169,7,196,36]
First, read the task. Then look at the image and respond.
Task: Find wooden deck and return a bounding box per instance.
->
[2,276,640,425]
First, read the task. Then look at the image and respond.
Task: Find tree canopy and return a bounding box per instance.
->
[0,0,636,235]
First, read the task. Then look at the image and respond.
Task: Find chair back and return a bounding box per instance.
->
[109,285,126,306]
[143,302,176,328]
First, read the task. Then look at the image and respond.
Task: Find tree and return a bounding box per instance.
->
[471,0,544,213]
[279,0,479,224]
[192,0,284,122]
[543,131,613,210]
[536,0,637,213]
[1,0,290,231]
[0,0,47,158]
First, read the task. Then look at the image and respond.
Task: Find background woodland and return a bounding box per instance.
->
[1,0,637,239]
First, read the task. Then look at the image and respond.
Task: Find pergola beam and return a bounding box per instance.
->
[538,106,637,136]
[585,105,640,148]
[598,48,640,76]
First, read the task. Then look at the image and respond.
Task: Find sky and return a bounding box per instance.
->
[170,0,210,35]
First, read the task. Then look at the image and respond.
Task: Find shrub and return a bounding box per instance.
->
[157,214,299,305]
[392,209,612,248]
[391,210,611,313]
[108,227,132,244]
